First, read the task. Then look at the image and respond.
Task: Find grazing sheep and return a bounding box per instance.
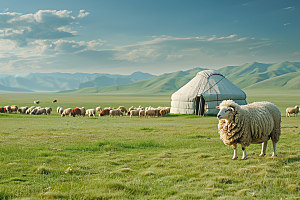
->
[34,100,39,104]
[139,110,146,118]
[26,106,36,114]
[96,106,102,112]
[52,100,57,103]
[59,107,64,115]
[36,108,46,115]
[18,106,28,114]
[286,106,299,117]
[110,109,123,117]
[117,106,127,114]
[217,100,281,160]
[145,109,156,118]
[80,107,86,117]
[10,105,18,113]
[45,107,52,115]
[160,108,170,117]
[61,108,72,117]
[30,108,39,115]
[5,106,11,114]
[70,108,81,117]
[99,108,110,116]
[57,106,61,113]
[130,110,140,118]
[0,107,7,113]
[86,109,96,117]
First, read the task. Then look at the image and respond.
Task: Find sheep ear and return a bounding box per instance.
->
[216,106,220,109]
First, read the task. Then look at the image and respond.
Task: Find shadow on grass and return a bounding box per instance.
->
[287,157,300,163]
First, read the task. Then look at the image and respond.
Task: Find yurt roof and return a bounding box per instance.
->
[171,70,246,102]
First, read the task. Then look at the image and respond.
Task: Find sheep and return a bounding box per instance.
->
[286,106,299,117]
[30,108,39,115]
[0,107,7,113]
[110,109,123,117]
[217,100,281,160]
[61,108,72,117]
[10,105,18,113]
[45,107,52,115]
[57,106,61,113]
[80,107,86,117]
[99,109,110,116]
[52,100,57,103]
[145,109,156,118]
[18,106,28,114]
[36,108,46,115]
[5,106,11,114]
[130,110,140,118]
[34,100,39,104]
[117,106,127,114]
[26,106,36,114]
[96,106,102,112]
[86,109,96,117]
[70,108,81,117]
[139,110,146,118]
[59,107,64,115]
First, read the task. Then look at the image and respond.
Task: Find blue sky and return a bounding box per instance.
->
[0,0,299,75]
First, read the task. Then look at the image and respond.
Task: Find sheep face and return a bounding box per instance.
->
[216,106,234,121]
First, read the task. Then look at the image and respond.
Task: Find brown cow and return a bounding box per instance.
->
[70,108,81,117]
[99,108,110,116]
[0,107,7,113]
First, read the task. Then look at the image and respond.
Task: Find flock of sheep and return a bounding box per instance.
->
[0,104,171,118]
[56,105,171,118]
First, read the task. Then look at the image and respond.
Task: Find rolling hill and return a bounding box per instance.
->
[59,67,208,95]
[60,61,300,95]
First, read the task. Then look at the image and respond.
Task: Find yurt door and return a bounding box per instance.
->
[195,96,206,116]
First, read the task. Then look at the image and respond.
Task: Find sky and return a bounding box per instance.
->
[0,0,299,75]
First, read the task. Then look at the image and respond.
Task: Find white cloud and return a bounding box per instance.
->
[78,10,90,18]
[284,23,290,26]
[284,7,294,10]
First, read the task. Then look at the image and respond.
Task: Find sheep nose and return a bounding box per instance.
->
[217,114,221,119]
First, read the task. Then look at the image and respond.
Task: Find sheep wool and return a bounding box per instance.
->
[217,100,281,160]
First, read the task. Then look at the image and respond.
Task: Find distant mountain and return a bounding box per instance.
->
[0,72,155,92]
[0,83,33,92]
[79,76,134,88]
[60,67,208,95]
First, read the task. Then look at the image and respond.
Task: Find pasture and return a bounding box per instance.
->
[0,91,299,199]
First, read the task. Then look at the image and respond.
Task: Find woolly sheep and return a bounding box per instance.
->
[139,110,146,118]
[26,106,35,114]
[34,100,39,104]
[18,106,28,114]
[145,109,156,118]
[86,109,96,117]
[10,105,18,113]
[217,100,281,160]
[61,108,72,117]
[80,107,86,116]
[117,106,127,114]
[130,110,139,118]
[36,108,46,115]
[110,109,123,117]
[45,107,52,115]
[5,106,11,114]
[96,106,102,112]
[99,109,110,116]
[30,108,39,115]
[286,105,299,117]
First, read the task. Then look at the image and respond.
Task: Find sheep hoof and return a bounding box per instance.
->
[241,157,248,160]
[259,153,265,157]
[232,157,238,160]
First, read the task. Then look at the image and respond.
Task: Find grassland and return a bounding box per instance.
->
[0,92,299,199]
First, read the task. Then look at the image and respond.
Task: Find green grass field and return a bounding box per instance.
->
[0,91,299,199]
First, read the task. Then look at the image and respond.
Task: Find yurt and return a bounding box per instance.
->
[170,70,247,116]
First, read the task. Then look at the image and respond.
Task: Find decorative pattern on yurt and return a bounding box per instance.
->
[170,70,247,115]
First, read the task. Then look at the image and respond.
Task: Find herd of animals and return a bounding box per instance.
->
[0,102,171,118]
[0,100,299,160]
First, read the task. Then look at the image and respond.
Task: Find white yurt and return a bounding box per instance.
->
[170,70,247,116]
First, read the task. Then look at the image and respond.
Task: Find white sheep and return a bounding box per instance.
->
[5,106,11,114]
[130,110,139,118]
[80,107,86,116]
[45,107,52,115]
[217,100,281,160]
[286,105,299,117]
[139,110,146,118]
[18,106,28,114]
[26,106,36,114]
[86,109,96,117]
[110,109,123,117]
[96,106,102,112]
[36,108,46,115]
[10,105,18,113]
[61,108,72,117]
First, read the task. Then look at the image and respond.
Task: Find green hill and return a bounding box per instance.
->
[59,67,208,95]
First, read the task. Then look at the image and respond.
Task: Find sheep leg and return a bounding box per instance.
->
[272,141,277,157]
[241,146,247,160]
[232,143,238,160]
[259,141,268,157]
